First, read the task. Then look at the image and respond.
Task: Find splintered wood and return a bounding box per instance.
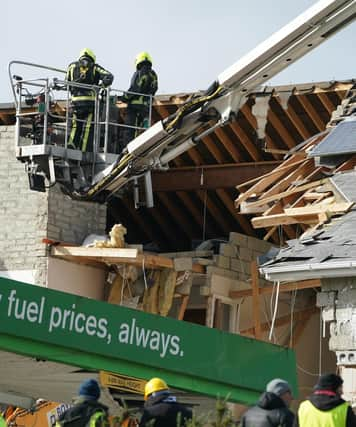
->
[235,133,355,243]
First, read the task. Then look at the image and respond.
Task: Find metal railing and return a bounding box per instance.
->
[8,60,154,158]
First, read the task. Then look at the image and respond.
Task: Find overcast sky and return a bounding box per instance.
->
[2,0,356,103]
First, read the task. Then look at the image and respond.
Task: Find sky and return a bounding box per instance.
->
[2,0,356,103]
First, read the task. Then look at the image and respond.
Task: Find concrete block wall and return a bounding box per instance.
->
[213,232,273,287]
[0,125,107,286]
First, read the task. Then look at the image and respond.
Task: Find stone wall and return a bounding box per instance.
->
[0,125,107,286]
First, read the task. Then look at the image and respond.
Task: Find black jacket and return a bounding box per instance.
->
[123,63,158,107]
[240,392,294,427]
[56,398,109,427]
[293,391,356,427]
[139,392,192,427]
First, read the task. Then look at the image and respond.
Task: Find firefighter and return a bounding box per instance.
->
[56,379,109,427]
[294,373,356,427]
[139,377,192,427]
[66,48,113,152]
[121,52,158,150]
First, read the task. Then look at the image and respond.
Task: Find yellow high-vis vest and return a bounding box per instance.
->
[298,399,349,427]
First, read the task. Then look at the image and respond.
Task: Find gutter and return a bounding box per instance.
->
[260,259,356,282]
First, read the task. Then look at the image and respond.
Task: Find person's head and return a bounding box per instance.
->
[266,378,293,407]
[144,377,169,401]
[314,373,343,395]
[135,52,153,69]
[79,48,96,63]
[78,378,101,401]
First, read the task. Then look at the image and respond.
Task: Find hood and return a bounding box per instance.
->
[257,392,286,410]
[309,391,345,411]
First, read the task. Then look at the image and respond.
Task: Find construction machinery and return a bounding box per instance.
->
[10,0,356,207]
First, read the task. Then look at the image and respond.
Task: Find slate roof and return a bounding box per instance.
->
[260,171,356,274]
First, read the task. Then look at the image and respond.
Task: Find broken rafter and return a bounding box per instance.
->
[242,179,326,210]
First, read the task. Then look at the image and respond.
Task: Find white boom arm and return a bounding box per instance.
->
[85,0,356,203]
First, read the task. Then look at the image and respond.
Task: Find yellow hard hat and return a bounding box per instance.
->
[135,51,153,67]
[79,48,96,63]
[144,377,168,400]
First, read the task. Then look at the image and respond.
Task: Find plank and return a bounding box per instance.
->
[52,246,205,272]
[178,295,190,320]
[229,279,320,299]
[284,202,353,216]
[251,212,320,228]
[243,179,326,210]
[52,246,138,258]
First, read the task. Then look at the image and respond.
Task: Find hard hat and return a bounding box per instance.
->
[79,48,96,63]
[135,51,153,67]
[144,377,168,400]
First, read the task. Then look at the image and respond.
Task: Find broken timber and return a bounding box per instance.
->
[51,246,205,273]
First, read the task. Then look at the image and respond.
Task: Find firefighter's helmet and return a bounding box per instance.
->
[144,377,168,400]
[79,48,96,63]
[135,51,153,67]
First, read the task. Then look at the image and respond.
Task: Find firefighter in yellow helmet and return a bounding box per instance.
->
[66,48,113,152]
[139,377,192,427]
[121,52,158,151]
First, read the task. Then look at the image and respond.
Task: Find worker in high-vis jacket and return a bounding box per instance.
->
[294,373,356,427]
[66,48,113,152]
[139,377,192,427]
[121,51,158,150]
[56,378,109,427]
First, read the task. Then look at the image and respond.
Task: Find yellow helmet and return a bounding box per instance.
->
[144,377,168,400]
[135,51,153,67]
[79,48,96,63]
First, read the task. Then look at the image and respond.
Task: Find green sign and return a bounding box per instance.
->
[0,277,297,403]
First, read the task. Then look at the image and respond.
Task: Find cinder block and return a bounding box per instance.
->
[229,232,248,247]
[230,258,251,275]
[238,247,253,262]
[208,274,234,297]
[207,266,238,280]
[213,255,230,269]
[219,243,237,257]
[174,257,193,271]
[316,291,336,307]
[247,236,271,253]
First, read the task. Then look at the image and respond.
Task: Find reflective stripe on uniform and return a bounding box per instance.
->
[71,95,96,102]
[82,112,93,152]
[89,411,107,427]
[298,400,348,427]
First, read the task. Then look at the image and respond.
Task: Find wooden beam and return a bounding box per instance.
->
[214,127,242,162]
[201,134,225,163]
[241,306,318,336]
[284,202,353,216]
[52,246,205,273]
[267,109,297,150]
[281,98,311,140]
[177,295,190,321]
[235,158,306,205]
[251,212,320,228]
[297,95,326,132]
[152,161,281,192]
[242,179,326,210]
[229,121,262,161]
[251,260,262,339]
[229,279,320,299]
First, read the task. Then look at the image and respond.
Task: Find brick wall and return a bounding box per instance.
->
[0,125,107,285]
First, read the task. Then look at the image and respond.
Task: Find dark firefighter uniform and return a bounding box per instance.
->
[294,373,356,427]
[56,379,109,427]
[66,48,113,152]
[140,377,192,427]
[122,51,158,149]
